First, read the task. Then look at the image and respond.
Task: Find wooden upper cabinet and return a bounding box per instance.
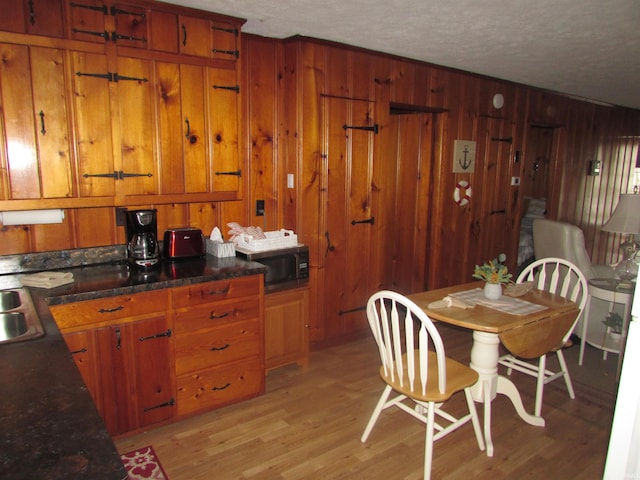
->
[0,0,245,206]
[148,10,179,53]
[209,67,241,192]
[69,0,109,43]
[69,1,148,47]
[112,3,148,48]
[115,55,157,196]
[178,15,211,58]
[148,12,241,61]
[0,44,73,200]
[70,50,117,198]
[0,0,65,37]
[155,62,209,194]
[211,20,240,61]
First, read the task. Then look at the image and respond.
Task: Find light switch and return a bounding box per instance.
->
[511,177,520,186]
[287,173,294,189]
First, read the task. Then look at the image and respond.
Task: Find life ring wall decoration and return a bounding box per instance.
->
[454,181,472,206]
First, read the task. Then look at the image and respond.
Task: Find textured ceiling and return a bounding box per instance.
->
[161,0,640,110]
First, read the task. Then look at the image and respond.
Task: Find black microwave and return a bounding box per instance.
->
[236,245,309,287]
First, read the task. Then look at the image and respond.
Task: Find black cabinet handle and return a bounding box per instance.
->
[39,111,46,135]
[139,329,172,342]
[98,305,124,313]
[351,217,374,225]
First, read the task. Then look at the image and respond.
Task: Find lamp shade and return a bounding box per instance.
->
[601,194,640,235]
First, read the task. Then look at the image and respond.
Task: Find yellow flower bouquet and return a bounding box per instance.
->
[472,253,513,285]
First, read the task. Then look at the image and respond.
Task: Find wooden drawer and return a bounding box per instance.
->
[177,358,263,416]
[175,317,261,375]
[51,290,169,331]
[171,276,261,309]
[173,297,260,334]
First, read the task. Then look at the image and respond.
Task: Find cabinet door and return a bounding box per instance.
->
[95,322,134,435]
[320,96,375,340]
[95,316,174,435]
[178,15,211,57]
[148,10,179,53]
[211,20,239,61]
[208,67,241,192]
[31,47,74,198]
[0,43,39,200]
[128,316,175,429]
[69,0,108,43]
[70,51,117,197]
[0,44,73,200]
[0,0,64,37]
[115,56,157,196]
[154,61,208,194]
[63,330,103,411]
[112,3,148,48]
[265,287,309,372]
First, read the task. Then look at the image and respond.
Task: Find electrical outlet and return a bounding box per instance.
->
[256,200,265,216]
[115,207,127,226]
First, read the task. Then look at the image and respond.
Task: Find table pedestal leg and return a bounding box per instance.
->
[469,331,545,457]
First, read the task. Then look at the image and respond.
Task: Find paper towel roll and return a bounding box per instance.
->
[0,209,65,225]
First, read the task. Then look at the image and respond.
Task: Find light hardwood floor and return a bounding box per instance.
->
[115,324,616,479]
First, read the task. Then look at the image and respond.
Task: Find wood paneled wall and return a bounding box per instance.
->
[1,30,639,311]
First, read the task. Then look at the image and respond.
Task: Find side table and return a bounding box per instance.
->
[579,278,635,376]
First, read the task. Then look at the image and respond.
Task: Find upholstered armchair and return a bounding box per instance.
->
[532,219,614,280]
[532,219,616,348]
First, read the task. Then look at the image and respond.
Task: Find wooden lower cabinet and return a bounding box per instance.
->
[172,276,265,417]
[176,358,262,415]
[264,286,309,372]
[62,316,174,435]
[53,274,265,435]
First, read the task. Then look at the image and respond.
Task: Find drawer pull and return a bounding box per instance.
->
[98,305,124,314]
[139,329,172,342]
[143,398,175,412]
[210,311,229,320]
[210,343,230,351]
[70,348,87,355]
[208,286,230,295]
[212,383,231,391]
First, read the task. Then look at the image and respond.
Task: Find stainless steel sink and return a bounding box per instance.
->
[0,289,45,344]
[0,290,21,311]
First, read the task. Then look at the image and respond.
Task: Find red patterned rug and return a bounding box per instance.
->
[121,445,169,480]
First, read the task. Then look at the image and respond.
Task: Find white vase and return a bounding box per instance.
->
[484,282,502,300]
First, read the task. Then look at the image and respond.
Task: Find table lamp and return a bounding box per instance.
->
[601,194,640,280]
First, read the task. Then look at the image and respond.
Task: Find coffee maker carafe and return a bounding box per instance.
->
[126,209,160,267]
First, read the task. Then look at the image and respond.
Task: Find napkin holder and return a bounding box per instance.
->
[206,239,236,258]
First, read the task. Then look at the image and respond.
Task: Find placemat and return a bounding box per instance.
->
[449,288,547,316]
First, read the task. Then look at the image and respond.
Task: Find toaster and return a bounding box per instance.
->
[163,228,205,259]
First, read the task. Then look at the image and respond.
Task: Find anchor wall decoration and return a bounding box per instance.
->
[453,140,476,173]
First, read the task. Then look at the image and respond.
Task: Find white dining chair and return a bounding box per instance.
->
[498,257,588,417]
[361,290,485,480]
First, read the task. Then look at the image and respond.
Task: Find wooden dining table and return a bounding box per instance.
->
[407,282,580,457]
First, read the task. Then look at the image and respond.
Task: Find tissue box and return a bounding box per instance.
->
[206,239,236,258]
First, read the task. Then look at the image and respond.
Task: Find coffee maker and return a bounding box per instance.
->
[125,209,160,268]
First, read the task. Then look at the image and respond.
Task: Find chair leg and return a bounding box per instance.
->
[556,350,576,399]
[534,354,546,417]
[464,388,486,452]
[361,385,392,443]
[423,401,436,480]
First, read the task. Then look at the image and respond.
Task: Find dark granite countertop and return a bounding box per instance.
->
[0,253,267,480]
